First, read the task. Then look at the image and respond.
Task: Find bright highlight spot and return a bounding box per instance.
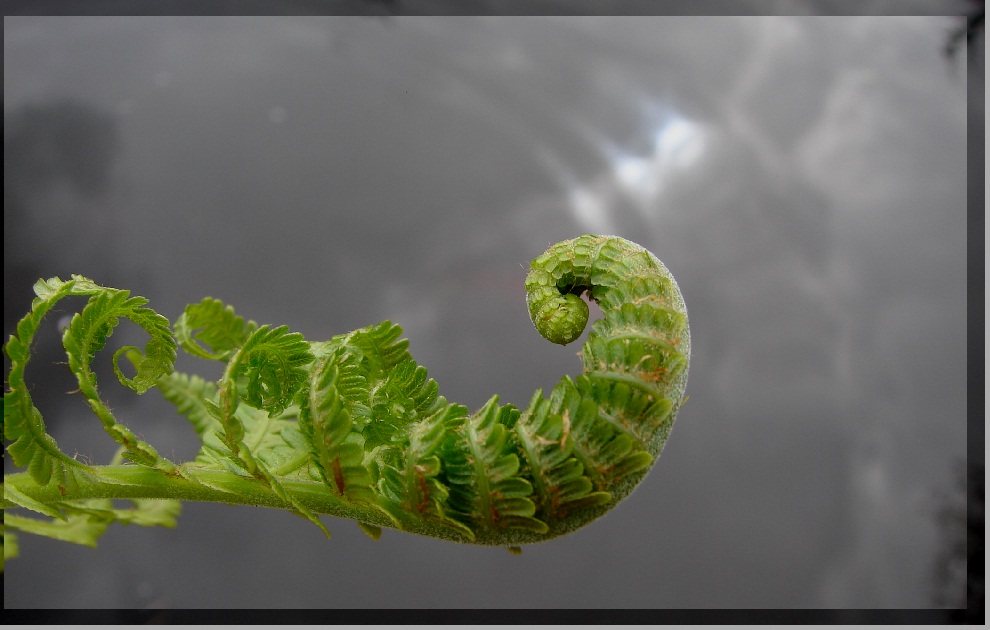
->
[610,111,706,211]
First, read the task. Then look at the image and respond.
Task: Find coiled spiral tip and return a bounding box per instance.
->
[530,291,590,345]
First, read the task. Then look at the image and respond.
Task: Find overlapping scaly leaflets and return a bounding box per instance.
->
[442,397,548,535]
[298,345,379,504]
[375,404,475,540]
[513,389,612,524]
[298,322,440,534]
[304,322,478,539]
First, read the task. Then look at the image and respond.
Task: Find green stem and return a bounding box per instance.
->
[3,465,475,542]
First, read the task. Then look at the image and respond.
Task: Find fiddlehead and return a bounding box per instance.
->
[516,235,690,539]
[3,235,689,559]
[291,234,690,545]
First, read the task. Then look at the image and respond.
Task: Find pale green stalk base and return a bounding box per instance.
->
[3,465,596,545]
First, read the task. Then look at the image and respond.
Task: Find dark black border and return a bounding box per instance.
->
[0,607,960,624]
[0,0,976,17]
[2,1,983,624]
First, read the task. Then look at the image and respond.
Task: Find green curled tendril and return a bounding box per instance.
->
[3,235,689,558]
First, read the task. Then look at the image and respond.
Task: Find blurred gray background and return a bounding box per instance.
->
[4,12,975,610]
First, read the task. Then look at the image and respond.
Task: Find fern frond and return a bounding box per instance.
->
[210,325,327,536]
[443,397,548,534]
[376,403,474,540]
[364,359,445,449]
[230,325,312,417]
[4,235,691,555]
[4,275,179,486]
[174,297,258,361]
[514,389,611,523]
[58,285,178,471]
[548,376,652,494]
[3,497,180,549]
[4,276,95,487]
[4,512,111,549]
[347,321,411,381]
[298,348,376,502]
[156,369,220,439]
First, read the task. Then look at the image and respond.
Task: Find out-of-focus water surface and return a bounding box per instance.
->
[4,14,973,609]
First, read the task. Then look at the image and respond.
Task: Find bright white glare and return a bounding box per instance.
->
[616,157,650,188]
[550,109,705,232]
[611,113,706,209]
[654,118,705,169]
[569,187,612,234]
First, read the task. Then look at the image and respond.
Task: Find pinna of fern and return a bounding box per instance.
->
[2,235,689,564]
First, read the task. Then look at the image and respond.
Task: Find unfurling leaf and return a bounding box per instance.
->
[4,236,689,558]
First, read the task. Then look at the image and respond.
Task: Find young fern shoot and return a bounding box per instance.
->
[2,235,690,562]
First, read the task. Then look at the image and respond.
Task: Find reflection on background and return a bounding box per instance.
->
[567,107,707,232]
[2,14,977,613]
